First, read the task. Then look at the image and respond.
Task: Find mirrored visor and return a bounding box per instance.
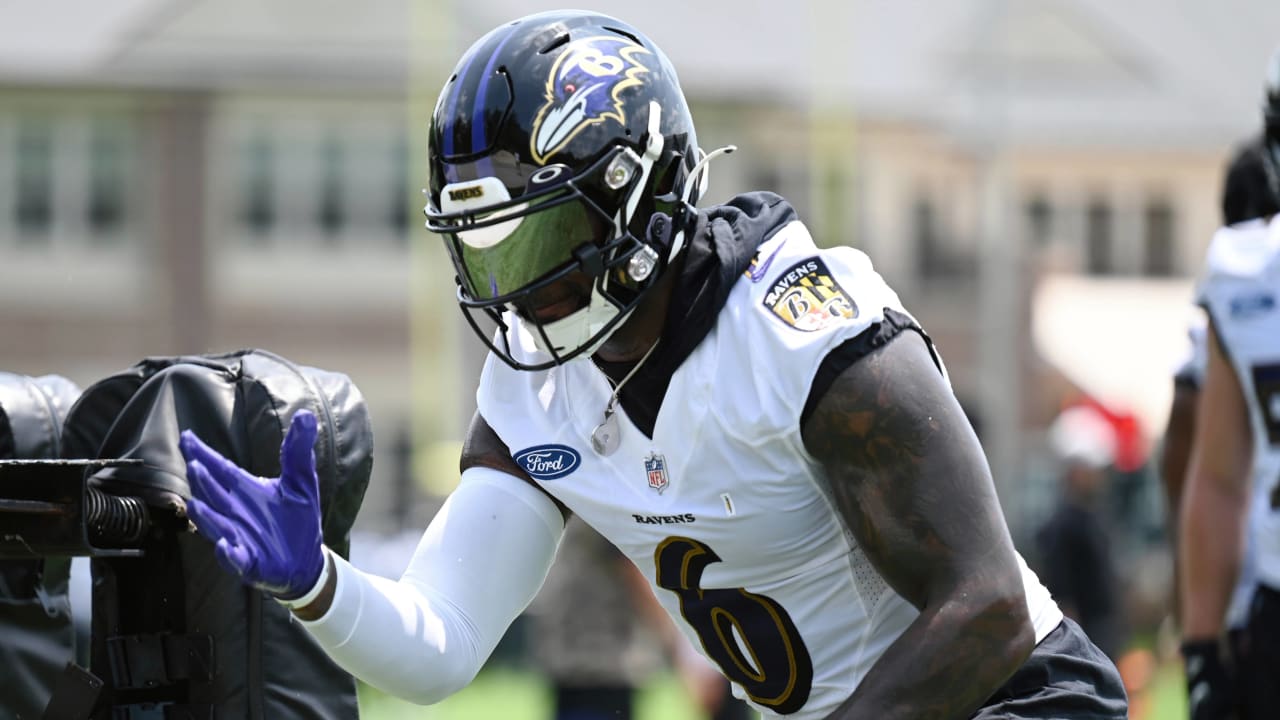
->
[453,196,606,301]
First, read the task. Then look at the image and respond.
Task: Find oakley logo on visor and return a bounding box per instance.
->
[530,165,569,186]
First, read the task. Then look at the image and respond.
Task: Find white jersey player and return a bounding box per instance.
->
[472,218,1064,718]
[1182,213,1280,720]
[178,10,1128,719]
[1197,217,1280,595]
[1175,55,1280,718]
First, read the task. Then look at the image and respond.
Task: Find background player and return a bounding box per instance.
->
[1178,44,1280,720]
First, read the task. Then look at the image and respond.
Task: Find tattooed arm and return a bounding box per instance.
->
[802,330,1035,720]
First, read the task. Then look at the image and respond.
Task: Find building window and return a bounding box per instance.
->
[914,196,943,278]
[389,136,409,241]
[15,119,53,242]
[317,134,345,240]
[1085,198,1113,275]
[1143,199,1176,277]
[240,132,275,240]
[1025,195,1052,247]
[87,120,127,240]
[817,163,849,249]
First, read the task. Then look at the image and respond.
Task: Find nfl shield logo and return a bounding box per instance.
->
[644,452,669,494]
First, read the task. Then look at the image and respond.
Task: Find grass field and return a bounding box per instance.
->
[358,662,1190,719]
[358,668,706,720]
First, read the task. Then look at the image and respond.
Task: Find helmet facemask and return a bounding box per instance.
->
[428,109,680,371]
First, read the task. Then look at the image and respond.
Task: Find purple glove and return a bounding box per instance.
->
[180,410,324,600]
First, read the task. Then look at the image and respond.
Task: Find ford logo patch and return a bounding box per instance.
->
[514,444,581,481]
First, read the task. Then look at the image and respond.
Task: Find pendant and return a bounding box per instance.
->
[591,410,621,455]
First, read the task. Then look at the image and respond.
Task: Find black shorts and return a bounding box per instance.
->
[1236,584,1280,720]
[971,618,1128,719]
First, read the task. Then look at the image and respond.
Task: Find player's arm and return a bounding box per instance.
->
[274,411,566,620]
[1178,321,1252,640]
[1160,379,1199,539]
[1158,372,1198,617]
[801,330,1034,720]
[460,410,571,521]
[181,411,567,704]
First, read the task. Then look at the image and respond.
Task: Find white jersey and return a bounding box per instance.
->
[1197,215,1280,593]
[478,221,1063,719]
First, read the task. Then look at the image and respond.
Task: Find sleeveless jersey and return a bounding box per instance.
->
[1197,215,1280,593]
[478,220,1063,719]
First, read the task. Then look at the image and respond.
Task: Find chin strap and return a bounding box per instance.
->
[667,144,737,259]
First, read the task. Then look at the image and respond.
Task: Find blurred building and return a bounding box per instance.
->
[1,0,1276,534]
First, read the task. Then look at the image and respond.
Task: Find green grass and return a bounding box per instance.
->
[360,660,1190,719]
[359,668,713,720]
[358,668,543,720]
[1145,661,1187,720]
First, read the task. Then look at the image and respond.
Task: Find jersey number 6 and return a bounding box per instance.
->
[654,536,814,714]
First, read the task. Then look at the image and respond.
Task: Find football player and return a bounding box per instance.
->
[178,11,1126,719]
[1178,45,1280,720]
[1164,43,1280,523]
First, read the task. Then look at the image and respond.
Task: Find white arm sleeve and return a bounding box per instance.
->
[298,466,565,704]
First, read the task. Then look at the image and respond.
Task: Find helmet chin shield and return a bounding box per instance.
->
[527,295,633,358]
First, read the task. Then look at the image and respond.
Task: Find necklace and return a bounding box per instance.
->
[590,340,660,455]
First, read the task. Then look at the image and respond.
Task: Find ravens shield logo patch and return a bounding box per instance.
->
[762,257,858,332]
